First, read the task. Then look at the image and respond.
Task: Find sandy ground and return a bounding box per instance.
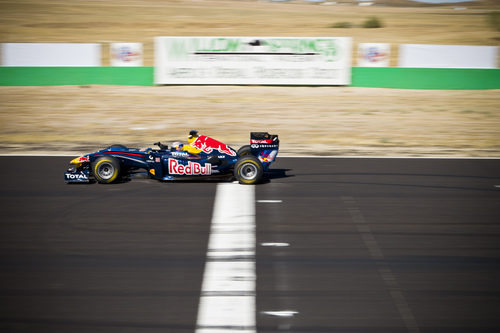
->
[1,85,499,157]
[1,0,499,157]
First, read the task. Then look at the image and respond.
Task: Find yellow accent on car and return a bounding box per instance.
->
[70,156,89,167]
[150,169,155,176]
[70,157,81,164]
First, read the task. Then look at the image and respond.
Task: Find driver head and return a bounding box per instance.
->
[188,130,199,144]
[171,141,183,151]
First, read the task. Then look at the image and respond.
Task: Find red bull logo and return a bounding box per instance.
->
[190,135,236,156]
[258,150,278,164]
[168,159,211,176]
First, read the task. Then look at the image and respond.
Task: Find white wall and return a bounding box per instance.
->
[398,44,498,69]
[1,43,101,66]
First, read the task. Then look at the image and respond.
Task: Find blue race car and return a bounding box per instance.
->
[64,131,279,185]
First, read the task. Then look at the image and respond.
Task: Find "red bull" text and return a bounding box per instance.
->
[190,135,236,156]
[168,159,211,176]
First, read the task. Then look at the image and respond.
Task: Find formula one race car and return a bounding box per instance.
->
[64,131,279,185]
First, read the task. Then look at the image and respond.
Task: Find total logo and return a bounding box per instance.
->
[251,139,273,144]
[65,173,88,180]
[168,159,211,176]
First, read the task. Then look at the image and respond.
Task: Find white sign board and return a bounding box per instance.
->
[110,43,143,66]
[357,43,390,67]
[398,44,498,69]
[1,43,101,66]
[154,37,352,85]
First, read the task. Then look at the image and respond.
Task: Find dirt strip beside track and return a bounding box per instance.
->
[1,86,499,157]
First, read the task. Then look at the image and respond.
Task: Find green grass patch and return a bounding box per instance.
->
[329,22,353,28]
[487,12,500,31]
[362,16,383,28]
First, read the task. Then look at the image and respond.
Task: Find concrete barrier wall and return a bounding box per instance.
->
[1,67,499,90]
[398,44,498,69]
[1,43,102,67]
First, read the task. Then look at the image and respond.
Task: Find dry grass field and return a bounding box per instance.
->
[0,0,499,156]
[1,85,499,156]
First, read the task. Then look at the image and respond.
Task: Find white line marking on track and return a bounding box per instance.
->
[261,311,298,317]
[495,185,500,188]
[195,183,256,333]
[257,200,282,203]
[260,242,290,247]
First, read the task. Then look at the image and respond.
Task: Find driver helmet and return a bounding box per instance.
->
[171,141,183,151]
[188,130,199,144]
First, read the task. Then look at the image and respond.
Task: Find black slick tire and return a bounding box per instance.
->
[92,156,121,184]
[237,145,252,157]
[234,155,263,185]
[108,144,128,149]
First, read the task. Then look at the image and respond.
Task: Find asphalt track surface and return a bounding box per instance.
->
[1,156,500,333]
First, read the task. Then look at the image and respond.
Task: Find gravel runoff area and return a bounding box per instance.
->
[0,85,499,157]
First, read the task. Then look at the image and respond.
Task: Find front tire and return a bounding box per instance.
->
[234,155,263,185]
[92,156,121,184]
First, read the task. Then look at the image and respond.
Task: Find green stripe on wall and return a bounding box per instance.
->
[0,67,153,86]
[351,67,500,90]
[1,66,499,89]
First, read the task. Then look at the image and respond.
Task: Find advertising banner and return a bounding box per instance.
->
[357,43,390,67]
[154,37,352,85]
[110,43,143,66]
[1,43,101,66]
[398,44,498,69]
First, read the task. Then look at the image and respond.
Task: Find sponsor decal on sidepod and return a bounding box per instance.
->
[168,159,211,176]
[190,136,236,156]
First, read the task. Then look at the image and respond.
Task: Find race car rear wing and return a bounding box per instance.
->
[250,132,279,169]
[251,132,279,145]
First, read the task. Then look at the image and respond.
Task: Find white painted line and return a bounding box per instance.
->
[195,183,256,333]
[261,310,299,317]
[260,242,290,247]
[257,200,283,203]
[495,185,500,188]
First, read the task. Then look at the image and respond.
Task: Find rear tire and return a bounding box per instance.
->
[92,156,121,184]
[237,145,252,156]
[234,155,263,185]
[108,144,127,149]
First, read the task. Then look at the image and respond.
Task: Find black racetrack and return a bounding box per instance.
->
[1,156,499,333]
